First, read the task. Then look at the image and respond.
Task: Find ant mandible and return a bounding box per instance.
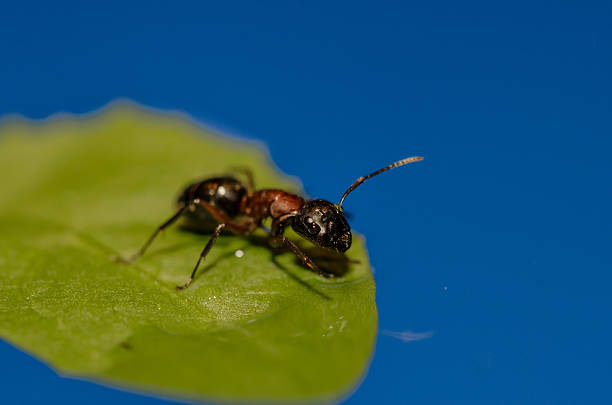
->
[117,156,423,289]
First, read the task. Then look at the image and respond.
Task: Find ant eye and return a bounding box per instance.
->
[303,217,320,235]
[307,223,321,235]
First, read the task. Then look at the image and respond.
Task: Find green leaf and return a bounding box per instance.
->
[0,103,377,403]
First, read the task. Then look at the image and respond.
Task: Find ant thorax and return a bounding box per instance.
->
[242,189,305,222]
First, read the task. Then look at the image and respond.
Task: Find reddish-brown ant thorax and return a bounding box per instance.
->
[242,189,305,222]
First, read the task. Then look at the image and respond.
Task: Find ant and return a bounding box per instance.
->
[116,156,423,289]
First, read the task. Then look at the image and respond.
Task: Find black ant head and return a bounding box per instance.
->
[291,199,352,252]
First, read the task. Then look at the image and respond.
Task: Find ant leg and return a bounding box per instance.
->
[116,205,187,263]
[177,223,226,290]
[269,235,334,279]
[229,167,255,193]
[194,199,253,234]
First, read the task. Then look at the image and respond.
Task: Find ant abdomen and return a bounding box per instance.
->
[177,176,247,232]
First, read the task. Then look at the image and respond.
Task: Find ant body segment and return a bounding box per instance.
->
[117,156,423,289]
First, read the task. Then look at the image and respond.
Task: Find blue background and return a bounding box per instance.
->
[1,1,611,403]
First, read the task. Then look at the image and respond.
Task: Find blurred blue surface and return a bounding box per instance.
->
[1,1,611,403]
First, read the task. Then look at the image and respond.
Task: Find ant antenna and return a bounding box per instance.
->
[338,156,424,209]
